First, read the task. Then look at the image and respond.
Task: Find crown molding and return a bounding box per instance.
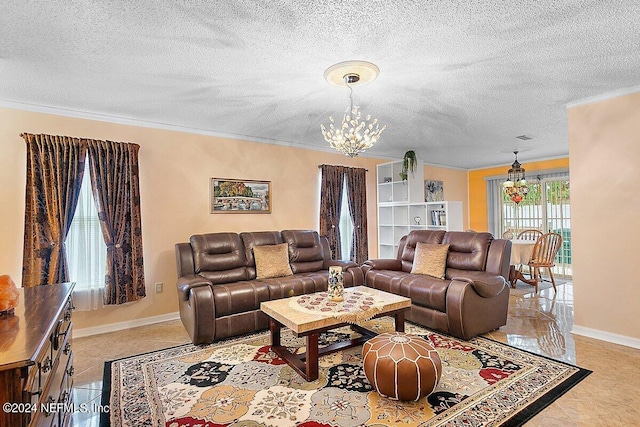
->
[565,85,640,108]
[0,99,393,160]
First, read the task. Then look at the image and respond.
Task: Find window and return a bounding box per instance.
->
[338,178,354,261]
[65,158,107,310]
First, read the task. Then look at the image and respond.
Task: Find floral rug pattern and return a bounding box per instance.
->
[104,319,590,427]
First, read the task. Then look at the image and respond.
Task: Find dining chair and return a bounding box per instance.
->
[528,232,563,293]
[502,230,514,239]
[513,229,542,276]
[517,229,543,241]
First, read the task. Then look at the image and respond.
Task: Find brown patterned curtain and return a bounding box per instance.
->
[86,140,145,305]
[22,133,87,287]
[319,165,346,260]
[345,167,369,264]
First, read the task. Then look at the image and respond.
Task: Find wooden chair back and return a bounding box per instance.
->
[517,229,543,241]
[530,232,563,267]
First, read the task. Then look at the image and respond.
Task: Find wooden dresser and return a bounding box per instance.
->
[0,283,75,427]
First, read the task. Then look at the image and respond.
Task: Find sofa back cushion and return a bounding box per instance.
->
[401,230,446,272]
[442,231,493,271]
[190,233,248,284]
[282,230,326,273]
[240,231,284,279]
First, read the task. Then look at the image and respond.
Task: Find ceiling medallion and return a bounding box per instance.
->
[320,61,386,157]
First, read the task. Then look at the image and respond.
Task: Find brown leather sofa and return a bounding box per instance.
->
[362,230,512,340]
[175,230,364,344]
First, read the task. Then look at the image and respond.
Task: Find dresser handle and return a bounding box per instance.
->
[61,390,69,403]
[64,309,72,321]
[52,318,69,350]
[42,357,52,373]
[67,366,75,377]
[63,342,72,355]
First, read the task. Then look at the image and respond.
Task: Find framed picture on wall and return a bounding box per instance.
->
[425,180,444,202]
[210,178,271,213]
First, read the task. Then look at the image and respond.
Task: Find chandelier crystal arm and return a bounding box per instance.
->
[320,62,386,158]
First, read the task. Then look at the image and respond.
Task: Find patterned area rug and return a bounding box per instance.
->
[101,319,590,427]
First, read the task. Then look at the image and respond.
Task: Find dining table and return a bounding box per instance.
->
[509,239,537,287]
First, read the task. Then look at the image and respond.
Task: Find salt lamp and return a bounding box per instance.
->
[0,275,19,316]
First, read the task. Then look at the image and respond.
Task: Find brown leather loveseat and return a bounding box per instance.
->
[362,230,511,340]
[175,229,364,344]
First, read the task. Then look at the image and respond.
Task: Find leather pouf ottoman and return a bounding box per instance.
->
[362,332,442,401]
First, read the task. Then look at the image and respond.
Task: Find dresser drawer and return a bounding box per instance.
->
[36,339,54,402]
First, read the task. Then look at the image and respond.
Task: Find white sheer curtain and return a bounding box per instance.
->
[339,178,354,261]
[65,158,107,311]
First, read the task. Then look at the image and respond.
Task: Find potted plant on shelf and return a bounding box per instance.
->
[400,150,417,181]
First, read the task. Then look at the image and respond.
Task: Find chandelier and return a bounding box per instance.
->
[321,61,386,157]
[502,151,529,204]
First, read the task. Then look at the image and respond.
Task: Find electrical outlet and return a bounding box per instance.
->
[155,282,163,293]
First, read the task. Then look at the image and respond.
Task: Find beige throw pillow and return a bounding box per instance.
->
[411,243,450,279]
[253,243,293,279]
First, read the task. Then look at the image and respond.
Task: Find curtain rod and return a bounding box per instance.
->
[317,164,368,172]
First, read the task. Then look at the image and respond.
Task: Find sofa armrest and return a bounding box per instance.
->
[177,274,213,301]
[446,277,509,340]
[450,275,506,298]
[325,259,359,269]
[176,274,216,345]
[362,259,402,271]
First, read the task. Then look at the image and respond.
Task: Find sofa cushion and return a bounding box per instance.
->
[411,243,450,279]
[212,281,270,317]
[190,233,248,284]
[401,230,446,272]
[443,232,492,271]
[364,269,448,312]
[253,243,294,279]
[260,272,329,299]
[282,230,326,273]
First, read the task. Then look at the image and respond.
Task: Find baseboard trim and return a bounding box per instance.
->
[571,325,640,350]
[73,311,181,338]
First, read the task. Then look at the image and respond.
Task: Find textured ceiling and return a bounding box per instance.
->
[1,1,639,168]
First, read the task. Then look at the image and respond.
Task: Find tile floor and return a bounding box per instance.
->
[72,281,640,426]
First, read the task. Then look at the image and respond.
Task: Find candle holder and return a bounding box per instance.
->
[327,266,344,302]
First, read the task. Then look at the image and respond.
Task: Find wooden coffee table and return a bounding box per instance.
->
[260,286,411,381]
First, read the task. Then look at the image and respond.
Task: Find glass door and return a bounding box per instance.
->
[501,177,571,278]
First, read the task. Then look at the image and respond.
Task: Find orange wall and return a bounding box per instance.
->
[468,158,570,232]
[0,107,386,330]
[568,91,640,340]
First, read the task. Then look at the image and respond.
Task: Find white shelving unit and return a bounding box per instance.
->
[409,201,463,231]
[377,160,463,258]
